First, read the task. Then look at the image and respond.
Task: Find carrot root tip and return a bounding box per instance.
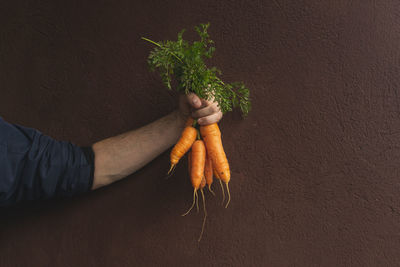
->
[224,182,231,208]
[196,190,199,213]
[167,164,176,175]
[219,179,225,205]
[208,184,216,196]
[182,189,197,216]
[198,189,207,242]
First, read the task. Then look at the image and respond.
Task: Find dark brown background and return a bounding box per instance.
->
[1,0,400,266]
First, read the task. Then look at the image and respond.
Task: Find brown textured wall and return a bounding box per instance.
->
[1,0,400,266]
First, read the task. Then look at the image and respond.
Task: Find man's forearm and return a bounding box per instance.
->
[91,110,186,189]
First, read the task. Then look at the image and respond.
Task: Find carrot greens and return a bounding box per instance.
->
[142,23,251,116]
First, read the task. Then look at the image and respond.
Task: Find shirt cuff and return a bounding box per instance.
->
[80,146,95,191]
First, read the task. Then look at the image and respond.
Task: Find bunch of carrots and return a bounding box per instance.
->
[169,116,230,241]
[142,23,250,241]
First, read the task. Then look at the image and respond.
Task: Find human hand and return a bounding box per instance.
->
[179,93,223,126]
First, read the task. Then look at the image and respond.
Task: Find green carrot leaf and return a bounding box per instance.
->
[142,23,251,116]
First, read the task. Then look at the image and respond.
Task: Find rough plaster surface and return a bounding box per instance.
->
[1,0,400,266]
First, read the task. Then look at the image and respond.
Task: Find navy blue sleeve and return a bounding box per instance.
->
[0,116,94,206]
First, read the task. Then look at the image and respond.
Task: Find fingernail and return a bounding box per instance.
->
[193,99,198,105]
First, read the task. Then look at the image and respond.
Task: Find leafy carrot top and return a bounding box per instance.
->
[142,23,251,116]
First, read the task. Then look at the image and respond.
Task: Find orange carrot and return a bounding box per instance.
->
[213,168,220,179]
[188,150,192,176]
[204,153,215,195]
[182,140,206,216]
[190,140,206,188]
[168,126,197,174]
[200,123,231,208]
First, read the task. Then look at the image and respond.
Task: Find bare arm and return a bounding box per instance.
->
[91,94,222,190]
[91,110,184,189]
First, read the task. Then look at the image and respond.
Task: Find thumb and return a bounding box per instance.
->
[187,93,202,109]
